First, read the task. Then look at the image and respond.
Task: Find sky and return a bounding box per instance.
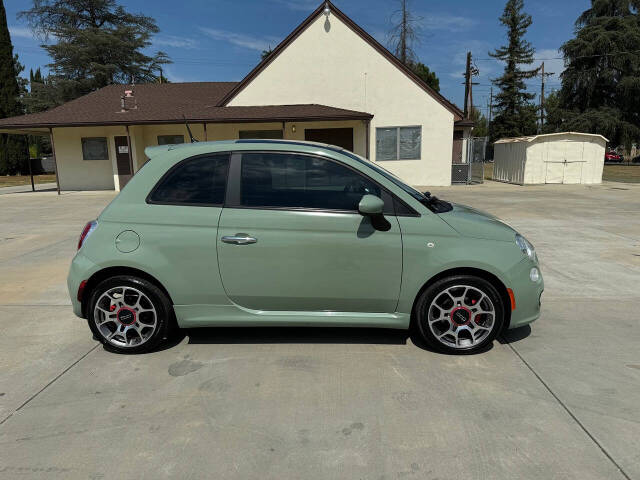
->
[5,0,591,113]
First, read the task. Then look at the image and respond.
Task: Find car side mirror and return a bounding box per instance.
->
[358,194,390,231]
[358,194,384,216]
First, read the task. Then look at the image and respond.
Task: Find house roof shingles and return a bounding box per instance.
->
[0,82,372,130]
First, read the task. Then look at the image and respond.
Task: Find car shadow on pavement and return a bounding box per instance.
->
[497,325,532,345]
[175,326,496,356]
[183,326,410,346]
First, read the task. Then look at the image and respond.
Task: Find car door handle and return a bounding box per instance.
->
[221,234,257,245]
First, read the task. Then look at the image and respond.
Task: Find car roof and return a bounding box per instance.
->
[144,139,343,159]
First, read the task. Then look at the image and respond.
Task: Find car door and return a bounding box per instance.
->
[217,151,402,313]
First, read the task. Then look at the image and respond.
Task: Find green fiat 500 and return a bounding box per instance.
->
[68,140,543,354]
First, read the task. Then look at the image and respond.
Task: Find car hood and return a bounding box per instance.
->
[438,203,516,242]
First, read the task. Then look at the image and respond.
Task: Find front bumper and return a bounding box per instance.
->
[506,258,544,329]
[67,252,101,318]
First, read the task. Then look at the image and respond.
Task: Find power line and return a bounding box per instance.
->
[474,49,640,62]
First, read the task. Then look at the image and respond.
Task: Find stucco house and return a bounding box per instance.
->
[0,1,471,191]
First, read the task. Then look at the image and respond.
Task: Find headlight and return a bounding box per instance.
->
[515,233,536,261]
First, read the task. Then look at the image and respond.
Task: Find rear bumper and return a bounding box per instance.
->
[506,259,544,329]
[67,252,101,318]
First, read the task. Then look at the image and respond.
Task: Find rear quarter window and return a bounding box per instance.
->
[147,154,229,206]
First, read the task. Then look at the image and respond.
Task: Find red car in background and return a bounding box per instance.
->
[605,151,624,162]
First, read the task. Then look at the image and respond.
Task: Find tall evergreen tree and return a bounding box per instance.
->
[559,0,640,150]
[489,0,539,140]
[0,0,28,175]
[19,0,170,104]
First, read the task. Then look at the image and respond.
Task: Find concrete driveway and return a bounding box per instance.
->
[0,182,638,479]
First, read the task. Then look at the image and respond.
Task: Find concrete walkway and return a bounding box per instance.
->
[0,182,58,195]
[0,183,638,479]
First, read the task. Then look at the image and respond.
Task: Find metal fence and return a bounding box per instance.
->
[451,136,489,184]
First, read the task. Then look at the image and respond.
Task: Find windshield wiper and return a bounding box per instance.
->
[420,191,452,213]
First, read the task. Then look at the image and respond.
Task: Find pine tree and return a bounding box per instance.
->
[0,0,28,175]
[559,0,640,150]
[19,0,170,104]
[489,0,539,141]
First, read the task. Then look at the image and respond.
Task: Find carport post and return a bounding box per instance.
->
[125,125,134,173]
[365,119,371,159]
[48,128,61,195]
[26,137,34,192]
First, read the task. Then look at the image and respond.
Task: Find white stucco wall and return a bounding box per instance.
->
[228,13,455,186]
[52,126,118,190]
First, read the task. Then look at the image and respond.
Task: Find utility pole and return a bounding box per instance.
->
[463,52,471,118]
[463,51,480,119]
[539,62,554,132]
[159,66,163,84]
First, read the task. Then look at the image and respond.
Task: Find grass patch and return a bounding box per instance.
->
[0,174,57,188]
[602,164,640,183]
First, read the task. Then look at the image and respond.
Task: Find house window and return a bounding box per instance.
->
[157,135,185,145]
[238,130,283,139]
[376,126,422,161]
[81,137,109,160]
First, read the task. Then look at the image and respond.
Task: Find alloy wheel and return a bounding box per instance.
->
[427,284,496,350]
[93,286,158,348]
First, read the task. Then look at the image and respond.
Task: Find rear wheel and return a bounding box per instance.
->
[415,275,504,354]
[87,275,174,354]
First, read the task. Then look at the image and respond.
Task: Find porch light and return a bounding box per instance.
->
[292,125,296,133]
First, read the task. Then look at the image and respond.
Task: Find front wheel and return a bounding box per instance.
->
[415,275,505,354]
[87,275,174,354]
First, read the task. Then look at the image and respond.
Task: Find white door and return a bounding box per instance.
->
[544,140,585,184]
[562,140,584,184]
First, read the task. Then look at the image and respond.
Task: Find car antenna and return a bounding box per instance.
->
[183,115,198,143]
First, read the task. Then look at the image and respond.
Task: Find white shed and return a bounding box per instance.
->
[493,132,608,185]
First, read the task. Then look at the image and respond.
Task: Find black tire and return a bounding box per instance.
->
[87,275,174,354]
[415,275,505,355]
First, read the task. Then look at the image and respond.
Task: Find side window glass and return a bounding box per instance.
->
[240,153,381,211]
[149,154,229,205]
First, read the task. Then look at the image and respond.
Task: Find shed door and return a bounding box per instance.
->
[545,140,584,184]
[562,141,584,184]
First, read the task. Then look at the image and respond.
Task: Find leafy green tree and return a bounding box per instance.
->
[0,0,28,175]
[471,107,489,137]
[410,62,440,92]
[19,0,170,104]
[559,0,640,150]
[542,90,563,133]
[488,0,539,140]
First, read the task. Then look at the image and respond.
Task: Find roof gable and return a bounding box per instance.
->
[217,1,463,120]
